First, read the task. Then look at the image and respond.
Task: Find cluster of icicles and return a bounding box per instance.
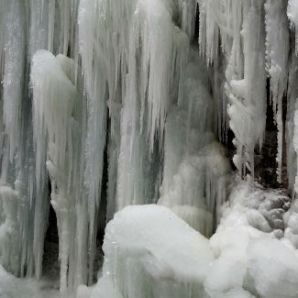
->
[0,0,298,296]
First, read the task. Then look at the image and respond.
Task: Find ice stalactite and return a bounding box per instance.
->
[288,0,298,55]
[286,53,298,196]
[114,0,186,210]
[27,1,50,280]
[78,0,194,213]
[199,0,267,178]
[0,0,29,277]
[265,0,289,183]
[287,1,298,198]
[78,0,108,284]
[1,0,25,161]
[31,50,84,293]
[0,0,82,282]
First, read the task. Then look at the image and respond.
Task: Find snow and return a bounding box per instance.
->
[0,264,58,298]
[82,182,298,298]
[247,238,298,298]
[87,205,214,298]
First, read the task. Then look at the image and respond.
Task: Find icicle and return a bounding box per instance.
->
[265,0,289,183]
[78,0,108,283]
[286,53,298,196]
[2,0,25,161]
[197,0,220,65]
[227,1,266,178]
[0,0,30,278]
[288,0,298,55]
[177,0,197,38]
[31,50,82,294]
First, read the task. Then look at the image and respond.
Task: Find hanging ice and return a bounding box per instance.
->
[32,50,83,293]
[1,0,298,297]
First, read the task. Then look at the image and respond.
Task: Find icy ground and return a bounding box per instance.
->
[0,227,60,298]
[0,265,59,298]
[77,180,298,298]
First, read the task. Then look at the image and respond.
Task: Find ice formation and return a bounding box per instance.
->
[1,0,298,298]
[89,205,214,298]
[84,182,298,298]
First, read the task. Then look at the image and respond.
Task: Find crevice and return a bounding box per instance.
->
[42,180,59,281]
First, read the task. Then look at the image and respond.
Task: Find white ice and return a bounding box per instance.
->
[77,180,298,298]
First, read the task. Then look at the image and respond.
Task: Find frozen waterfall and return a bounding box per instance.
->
[1,0,298,297]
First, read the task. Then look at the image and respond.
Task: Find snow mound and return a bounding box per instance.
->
[0,264,58,298]
[247,238,298,298]
[82,182,298,298]
[89,205,214,298]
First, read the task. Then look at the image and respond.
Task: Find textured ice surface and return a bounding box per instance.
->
[88,205,214,298]
[1,0,298,297]
[81,182,298,298]
[31,50,94,293]
[159,53,230,236]
[247,238,298,298]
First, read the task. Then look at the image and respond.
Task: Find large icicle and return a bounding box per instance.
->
[265,0,289,183]
[228,1,266,178]
[288,0,298,55]
[115,0,186,210]
[78,0,108,283]
[199,0,266,178]
[0,0,27,277]
[287,52,298,197]
[1,0,25,160]
[31,50,83,294]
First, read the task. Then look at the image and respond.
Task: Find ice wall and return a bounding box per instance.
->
[1,0,225,293]
[1,0,298,297]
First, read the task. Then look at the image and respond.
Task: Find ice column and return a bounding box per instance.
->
[265,0,289,183]
[31,50,83,293]
[198,0,267,179]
